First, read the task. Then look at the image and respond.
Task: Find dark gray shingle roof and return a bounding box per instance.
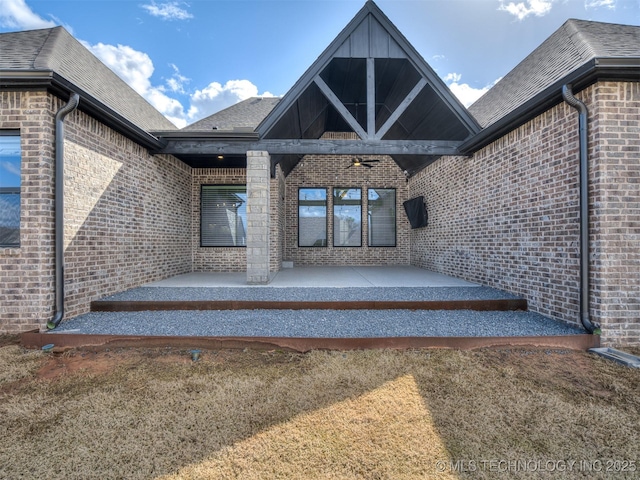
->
[469,19,640,128]
[0,26,177,132]
[182,97,281,132]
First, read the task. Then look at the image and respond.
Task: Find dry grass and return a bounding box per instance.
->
[1,345,639,479]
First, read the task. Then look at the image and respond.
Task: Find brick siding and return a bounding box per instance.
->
[1,91,56,332]
[589,81,640,346]
[192,168,247,272]
[63,108,192,319]
[2,82,638,346]
[1,91,192,332]
[409,81,639,347]
[270,164,285,272]
[284,133,410,266]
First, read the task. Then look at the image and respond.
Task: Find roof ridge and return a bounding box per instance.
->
[564,19,598,64]
[31,26,62,70]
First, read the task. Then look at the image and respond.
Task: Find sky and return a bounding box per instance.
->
[0,0,638,128]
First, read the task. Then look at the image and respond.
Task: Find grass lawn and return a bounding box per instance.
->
[1,336,639,479]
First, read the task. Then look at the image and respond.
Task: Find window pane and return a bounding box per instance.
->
[333,188,361,247]
[0,135,21,188]
[0,134,20,247]
[368,188,396,246]
[201,185,247,247]
[299,188,327,247]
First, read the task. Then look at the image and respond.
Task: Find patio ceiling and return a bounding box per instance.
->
[155,1,480,177]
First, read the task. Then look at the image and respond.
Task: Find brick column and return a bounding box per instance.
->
[246,151,271,284]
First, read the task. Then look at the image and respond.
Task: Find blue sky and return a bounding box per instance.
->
[1,0,638,128]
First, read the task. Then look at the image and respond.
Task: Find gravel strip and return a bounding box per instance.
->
[102,286,519,302]
[51,309,585,338]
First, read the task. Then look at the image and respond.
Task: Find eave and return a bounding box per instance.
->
[460,57,640,155]
[0,70,167,151]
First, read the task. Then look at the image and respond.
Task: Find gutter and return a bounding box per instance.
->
[46,92,80,330]
[561,84,600,335]
[460,57,640,155]
[1,71,167,151]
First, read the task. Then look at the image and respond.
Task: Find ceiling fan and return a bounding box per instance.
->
[346,157,380,169]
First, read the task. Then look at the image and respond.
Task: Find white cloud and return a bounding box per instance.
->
[163,64,190,94]
[444,73,500,107]
[85,42,155,94]
[83,41,188,127]
[83,40,274,127]
[187,79,274,121]
[498,0,555,20]
[0,0,267,129]
[444,73,462,84]
[141,1,193,21]
[585,0,616,9]
[0,0,56,30]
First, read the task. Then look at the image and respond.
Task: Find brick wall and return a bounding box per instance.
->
[1,91,56,333]
[4,83,637,345]
[63,108,192,319]
[1,91,192,332]
[192,168,246,272]
[410,81,639,346]
[285,133,410,266]
[589,81,640,346]
[193,164,284,275]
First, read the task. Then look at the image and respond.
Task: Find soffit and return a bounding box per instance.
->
[254,0,479,175]
[155,2,479,176]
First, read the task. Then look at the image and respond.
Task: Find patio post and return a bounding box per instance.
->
[246,150,271,284]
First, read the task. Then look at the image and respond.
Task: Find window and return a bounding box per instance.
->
[298,188,327,247]
[368,188,396,246]
[201,185,247,247]
[333,188,361,247]
[0,132,20,247]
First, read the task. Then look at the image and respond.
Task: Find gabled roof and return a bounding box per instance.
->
[0,26,176,134]
[470,19,640,129]
[160,1,480,175]
[257,0,479,144]
[249,0,479,175]
[183,97,281,132]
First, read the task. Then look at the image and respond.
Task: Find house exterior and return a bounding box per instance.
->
[1,2,638,346]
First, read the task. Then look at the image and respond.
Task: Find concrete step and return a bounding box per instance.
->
[91,298,528,312]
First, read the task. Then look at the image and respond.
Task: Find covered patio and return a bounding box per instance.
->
[155,2,483,284]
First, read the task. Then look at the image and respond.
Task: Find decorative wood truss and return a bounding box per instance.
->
[157,1,481,176]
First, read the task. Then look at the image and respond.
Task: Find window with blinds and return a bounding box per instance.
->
[368,188,396,247]
[200,185,247,247]
[333,188,362,247]
[298,188,327,247]
[0,131,21,247]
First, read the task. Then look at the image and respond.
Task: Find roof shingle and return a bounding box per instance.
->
[182,97,281,132]
[0,26,177,132]
[469,19,640,128]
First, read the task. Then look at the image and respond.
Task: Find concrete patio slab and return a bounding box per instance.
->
[145,266,478,288]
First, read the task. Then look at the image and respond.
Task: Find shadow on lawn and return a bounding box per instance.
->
[1,346,639,479]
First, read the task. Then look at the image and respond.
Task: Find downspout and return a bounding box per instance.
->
[561,84,600,334]
[46,93,80,330]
